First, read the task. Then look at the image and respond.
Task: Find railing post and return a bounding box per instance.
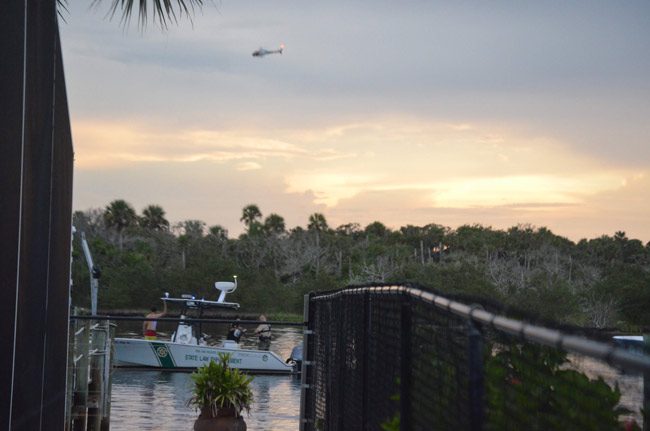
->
[362,291,370,430]
[71,320,90,431]
[336,296,346,431]
[468,320,484,431]
[87,321,104,431]
[643,334,650,431]
[400,297,412,431]
[300,293,312,431]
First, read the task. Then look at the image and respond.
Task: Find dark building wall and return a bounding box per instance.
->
[0,1,74,430]
[0,1,26,426]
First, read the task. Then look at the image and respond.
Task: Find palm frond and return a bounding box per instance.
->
[91,0,205,29]
[56,0,69,22]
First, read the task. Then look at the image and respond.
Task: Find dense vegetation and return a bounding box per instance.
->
[72,200,650,328]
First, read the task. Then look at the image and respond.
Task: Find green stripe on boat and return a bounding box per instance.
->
[150,342,176,368]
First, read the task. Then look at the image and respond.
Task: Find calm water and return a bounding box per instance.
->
[110,321,645,429]
[110,325,303,431]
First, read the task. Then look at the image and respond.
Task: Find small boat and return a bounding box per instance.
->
[613,335,647,353]
[114,277,294,374]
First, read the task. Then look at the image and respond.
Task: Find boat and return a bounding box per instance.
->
[113,277,294,374]
[613,335,647,353]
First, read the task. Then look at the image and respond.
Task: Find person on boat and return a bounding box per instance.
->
[226,319,246,343]
[143,300,167,340]
[255,314,272,338]
[255,314,272,350]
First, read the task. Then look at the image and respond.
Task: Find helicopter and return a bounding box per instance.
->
[252,44,284,57]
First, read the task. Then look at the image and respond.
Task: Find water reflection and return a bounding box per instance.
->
[110,326,302,431]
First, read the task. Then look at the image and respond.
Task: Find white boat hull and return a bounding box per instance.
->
[114,338,293,374]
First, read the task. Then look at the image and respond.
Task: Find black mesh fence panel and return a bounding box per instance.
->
[480,328,644,431]
[365,293,402,430]
[301,285,650,431]
[408,299,474,431]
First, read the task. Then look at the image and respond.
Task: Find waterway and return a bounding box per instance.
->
[108,320,645,429]
[110,325,303,431]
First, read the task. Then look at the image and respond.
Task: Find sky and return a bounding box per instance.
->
[60,1,650,242]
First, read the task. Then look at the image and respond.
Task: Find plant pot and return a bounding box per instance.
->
[194,407,247,431]
[193,416,246,431]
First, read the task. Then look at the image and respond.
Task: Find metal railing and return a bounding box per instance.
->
[66,315,115,431]
[70,315,303,327]
[300,284,650,431]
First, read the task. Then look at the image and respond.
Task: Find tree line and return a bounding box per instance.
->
[71,200,650,329]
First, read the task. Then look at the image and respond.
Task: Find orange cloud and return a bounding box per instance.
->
[71,117,649,241]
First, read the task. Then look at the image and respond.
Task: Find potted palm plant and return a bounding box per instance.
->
[189,353,253,431]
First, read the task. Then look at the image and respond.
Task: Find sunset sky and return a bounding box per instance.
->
[60,1,650,242]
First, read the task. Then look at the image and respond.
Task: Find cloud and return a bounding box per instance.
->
[280,119,638,208]
[236,161,262,171]
[325,173,650,242]
[72,116,644,235]
[285,172,381,206]
[62,1,650,242]
[431,174,624,208]
[72,121,313,168]
[292,170,645,238]
[73,160,324,235]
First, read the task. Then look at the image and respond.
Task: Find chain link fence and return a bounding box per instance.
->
[300,284,650,431]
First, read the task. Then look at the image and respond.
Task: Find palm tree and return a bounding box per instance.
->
[209,225,228,240]
[264,213,286,236]
[140,204,170,231]
[308,213,329,274]
[175,220,206,269]
[240,204,262,233]
[104,199,137,249]
[179,219,206,238]
[308,213,329,232]
[364,221,389,238]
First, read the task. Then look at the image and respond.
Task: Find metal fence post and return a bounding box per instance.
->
[362,291,370,430]
[643,334,650,431]
[400,297,412,431]
[468,320,484,431]
[300,293,312,431]
[336,296,347,431]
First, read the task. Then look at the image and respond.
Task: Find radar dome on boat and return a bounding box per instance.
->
[215,275,237,303]
[215,281,236,292]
